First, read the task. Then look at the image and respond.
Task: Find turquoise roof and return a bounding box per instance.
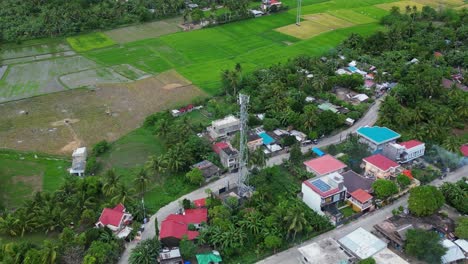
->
[357,126,400,144]
[258,132,275,145]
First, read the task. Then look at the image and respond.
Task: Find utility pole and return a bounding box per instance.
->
[296,0,302,26]
[237,93,251,198]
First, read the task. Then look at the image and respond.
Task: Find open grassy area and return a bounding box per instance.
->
[0,149,69,209]
[413,0,465,7]
[100,128,165,170]
[67,32,116,52]
[303,13,355,28]
[0,70,206,155]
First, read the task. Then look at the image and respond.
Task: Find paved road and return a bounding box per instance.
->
[118,97,384,263]
[257,165,468,264]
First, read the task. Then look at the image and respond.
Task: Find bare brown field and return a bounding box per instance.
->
[0,70,206,155]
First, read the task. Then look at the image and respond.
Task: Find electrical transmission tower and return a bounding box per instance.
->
[296,0,302,26]
[237,93,252,198]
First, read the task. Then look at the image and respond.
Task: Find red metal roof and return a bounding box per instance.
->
[194,198,206,208]
[159,208,208,241]
[159,220,199,240]
[184,208,208,223]
[303,154,347,175]
[461,144,468,157]
[213,142,229,154]
[363,154,400,171]
[98,203,125,227]
[399,140,423,149]
[350,189,373,203]
[402,170,414,180]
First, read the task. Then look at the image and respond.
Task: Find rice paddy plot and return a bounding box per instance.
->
[0,56,97,103]
[67,32,116,52]
[2,51,77,65]
[276,21,332,39]
[351,6,390,20]
[327,9,377,24]
[303,13,355,28]
[111,64,151,80]
[59,68,131,89]
[104,17,182,43]
[0,39,71,60]
[375,1,425,11]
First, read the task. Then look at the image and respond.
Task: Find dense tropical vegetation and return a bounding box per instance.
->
[338,6,468,148]
[198,166,332,262]
[439,179,468,214]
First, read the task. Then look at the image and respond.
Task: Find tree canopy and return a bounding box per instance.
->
[372,179,398,200]
[408,186,444,217]
[405,229,447,264]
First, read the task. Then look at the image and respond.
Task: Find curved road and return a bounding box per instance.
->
[118,98,384,263]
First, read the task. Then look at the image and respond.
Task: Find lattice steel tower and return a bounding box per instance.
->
[237,93,251,197]
[296,0,302,26]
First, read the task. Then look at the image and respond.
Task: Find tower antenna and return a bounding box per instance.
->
[296,0,302,26]
[237,93,251,197]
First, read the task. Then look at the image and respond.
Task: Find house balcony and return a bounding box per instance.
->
[348,197,372,212]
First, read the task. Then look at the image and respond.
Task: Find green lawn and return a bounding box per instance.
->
[67,32,116,52]
[340,206,355,217]
[0,149,70,209]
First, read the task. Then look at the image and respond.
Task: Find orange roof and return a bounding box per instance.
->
[350,189,373,203]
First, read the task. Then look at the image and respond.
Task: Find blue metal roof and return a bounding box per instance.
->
[357,126,400,144]
[258,132,275,145]
[312,147,325,157]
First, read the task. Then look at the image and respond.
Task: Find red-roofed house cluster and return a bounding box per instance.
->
[160,199,208,247]
[95,203,133,239]
[300,128,425,225]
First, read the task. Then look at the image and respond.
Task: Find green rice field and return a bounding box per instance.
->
[85,0,393,95]
[67,32,116,52]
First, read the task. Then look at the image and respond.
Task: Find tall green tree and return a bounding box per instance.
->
[405,229,446,263]
[408,186,444,217]
[372,179,398,200]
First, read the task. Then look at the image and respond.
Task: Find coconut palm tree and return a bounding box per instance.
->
[442,136,461,153]
[111,184,134,205]
[283,206,307,240]
[145,155,167,177]
[155,118,171,138]
[102,170,121,197]
[134,168,151,197]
